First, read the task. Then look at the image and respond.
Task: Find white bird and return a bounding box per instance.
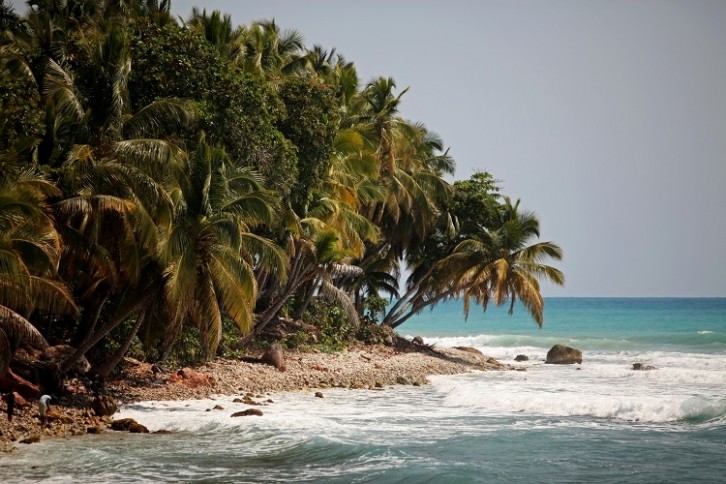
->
[38,395,52,425]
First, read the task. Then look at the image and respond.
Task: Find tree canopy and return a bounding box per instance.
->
[0,0,563,381]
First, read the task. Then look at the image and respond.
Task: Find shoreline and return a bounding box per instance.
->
[0,344,511,454]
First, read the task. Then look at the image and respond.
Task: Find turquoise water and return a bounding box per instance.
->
[2,298,725,483]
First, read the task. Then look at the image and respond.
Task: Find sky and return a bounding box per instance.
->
[9,1,726,297]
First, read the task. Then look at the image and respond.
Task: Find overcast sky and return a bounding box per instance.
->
[10,1,726,297]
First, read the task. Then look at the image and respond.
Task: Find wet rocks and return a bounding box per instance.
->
[545,345,582,365]
[110,417,149,433]
[231,409,263,417]
[514,354,529,362]
[632,363,656,371]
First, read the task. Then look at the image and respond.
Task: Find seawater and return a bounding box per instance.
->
[2,298,725,483]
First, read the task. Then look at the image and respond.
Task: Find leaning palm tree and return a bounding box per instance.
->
[0,169,76,377]
[443,198,564,326]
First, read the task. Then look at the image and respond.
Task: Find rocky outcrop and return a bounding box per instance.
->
[632,363,656,371]
[514,354,529,362]
[231,409,263,417]
[260,344,286,372]
[110,418,149,433]
[92,395,119,416]
[545,344,582,364]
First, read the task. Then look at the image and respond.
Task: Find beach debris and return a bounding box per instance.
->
[545,345,583,364]
[412,336,424,346]
[92,395,119,417]
[514,354,529,362]
[231,409,263,417]
[632,363,656,371]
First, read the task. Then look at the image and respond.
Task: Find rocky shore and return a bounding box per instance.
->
[0,344,510,454]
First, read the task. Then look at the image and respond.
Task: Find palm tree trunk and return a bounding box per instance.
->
[93,311,146,379]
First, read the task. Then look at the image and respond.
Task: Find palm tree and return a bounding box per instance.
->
[383,197,564,329]
[155,136,284,358]
[0,168,76,378]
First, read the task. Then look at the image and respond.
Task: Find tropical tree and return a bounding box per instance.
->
[0,167,76,378]
[381,173,564,328]
[154,136,285,359]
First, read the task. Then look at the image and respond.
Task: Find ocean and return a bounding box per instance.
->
[2,298,725,483]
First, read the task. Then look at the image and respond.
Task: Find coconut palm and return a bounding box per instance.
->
[156,136,285,358]
[384,197,564,329]
[0,168,76,377]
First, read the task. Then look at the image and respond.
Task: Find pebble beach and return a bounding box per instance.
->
[0,345,509,455]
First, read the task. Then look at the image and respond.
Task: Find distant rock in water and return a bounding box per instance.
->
[632,363,656,371]
[110,418,149,433]
[231,409,263,417]
[545,345,582,364]
[514,354,529,362]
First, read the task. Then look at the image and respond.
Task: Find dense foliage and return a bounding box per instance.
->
[0,0,563,382]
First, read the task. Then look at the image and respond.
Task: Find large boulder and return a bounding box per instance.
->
[110,418,149,433]
[231,409,263,417]
[260,343,286,372]
[92,395,119,416]
[545,344,582,364]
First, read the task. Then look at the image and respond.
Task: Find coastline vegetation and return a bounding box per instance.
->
[0,0,563,394]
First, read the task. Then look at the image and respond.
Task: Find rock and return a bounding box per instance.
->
[314,392,324,398]
[412,336,424,346]
[41,345,91,374]
[86,426,103,434]
[632,363,656,371]
[20,434,41,444]
[213,404,224,410]
[231,409,263,417]
[110,417,148,433]
[514,354,529,362]
[129,423,149,433]
[177,368,214,388]
[92,395,119,417]
[396,375,410,385]
[260,344,286,372]
[545,344,583,365]
[152,429,173,434]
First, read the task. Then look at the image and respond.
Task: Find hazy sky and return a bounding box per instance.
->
[10,1,726,297]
